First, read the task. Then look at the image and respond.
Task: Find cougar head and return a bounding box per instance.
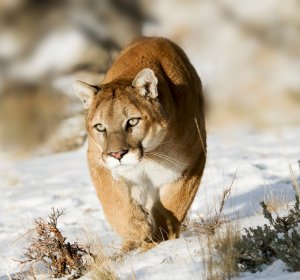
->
[74,68,168,171]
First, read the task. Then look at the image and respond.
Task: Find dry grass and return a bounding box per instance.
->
[263,197,287,213]
[88,250,117,280]
[289,162,300,197]
[184,170,236,236]
[81,233,118,280]
[198,185,240,279]
[19,208,116,279]
[201,222,240,280]
[261,163,300,213]
[262,189,289,213]
[183,171,240,280]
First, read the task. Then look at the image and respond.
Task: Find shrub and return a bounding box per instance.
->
[236,193,300,272]
[20,209,94,279]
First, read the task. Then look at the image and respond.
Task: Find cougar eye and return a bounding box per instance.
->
[94,123,106,132]
[127,118,140,127]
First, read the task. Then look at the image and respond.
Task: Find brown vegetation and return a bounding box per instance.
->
[19,208,116,279]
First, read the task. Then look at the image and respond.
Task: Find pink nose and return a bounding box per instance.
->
[108,149,128,160]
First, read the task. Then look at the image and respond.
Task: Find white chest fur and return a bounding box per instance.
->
[111,159,182,211]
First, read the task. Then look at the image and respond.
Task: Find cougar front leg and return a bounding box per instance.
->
[121,200,154,252]
[90,167,154,251]
[155,155,206,239]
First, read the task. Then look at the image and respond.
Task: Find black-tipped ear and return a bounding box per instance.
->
[132,68,158,99]
[73,80,100,109]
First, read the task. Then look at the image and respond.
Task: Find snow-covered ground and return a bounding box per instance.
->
[0,126,299,279]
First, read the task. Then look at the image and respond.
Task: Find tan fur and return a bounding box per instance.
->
[75,37,206,251]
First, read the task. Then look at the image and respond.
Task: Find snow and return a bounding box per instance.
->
[240,260,300,280]
[0,127,300,279]
[116,237,204,280]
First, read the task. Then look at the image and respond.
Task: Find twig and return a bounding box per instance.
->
[19,208,93,279]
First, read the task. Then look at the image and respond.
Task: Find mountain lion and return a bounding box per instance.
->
[74,37,206,251]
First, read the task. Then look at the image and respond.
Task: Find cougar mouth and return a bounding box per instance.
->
[104,147,143,170]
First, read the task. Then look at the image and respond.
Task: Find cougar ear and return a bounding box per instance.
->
[132,68,158,99]
[73,80,100,109]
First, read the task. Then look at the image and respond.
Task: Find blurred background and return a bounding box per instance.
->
[0,0,299,157]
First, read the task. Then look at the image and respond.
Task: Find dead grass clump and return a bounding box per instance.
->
[184,172,236,236]
[20,208,94,279]
[80,232,118,280]
[89,250,117,280]
[258,163,299,214]
[201,222,240,280]
[262,191,288,213]
[184,172,239,279]
[198,183,240,280]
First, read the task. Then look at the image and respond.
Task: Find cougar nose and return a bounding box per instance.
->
[108,149,128,160]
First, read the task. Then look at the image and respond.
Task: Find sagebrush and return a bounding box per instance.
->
[20,209,94,279]
[236,193,300,272]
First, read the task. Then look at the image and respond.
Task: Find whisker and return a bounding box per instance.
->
[147,152,187,170]
[145,154,185,174]
[144,156,165,169]
[150,152,191,166]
